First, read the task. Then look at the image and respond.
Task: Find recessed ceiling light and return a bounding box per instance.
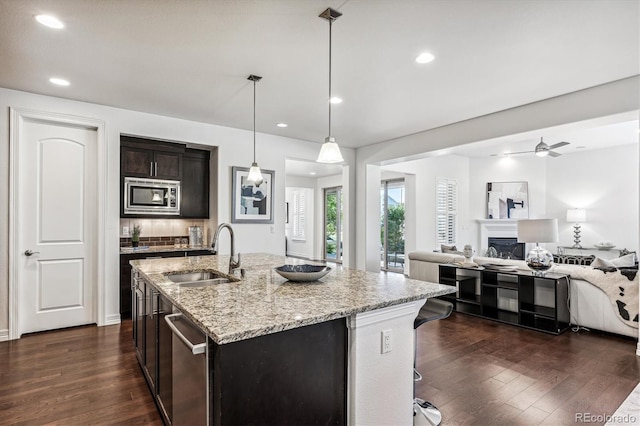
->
[35,14,64,29]
[576,146,587,149]
[49,77,70,86]
[329,97,342,104]
[415,52,435,64]
[276,123,288,128]
[310,172,317,175]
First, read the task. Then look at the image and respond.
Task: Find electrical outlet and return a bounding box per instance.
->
[122,226,129,237]
[381,329,392,354]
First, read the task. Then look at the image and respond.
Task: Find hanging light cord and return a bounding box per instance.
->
[253,78,257,162]
[328,18,333,139]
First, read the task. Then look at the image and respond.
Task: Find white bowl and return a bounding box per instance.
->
[594,243,615,250]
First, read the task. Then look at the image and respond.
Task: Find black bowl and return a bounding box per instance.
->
[274,264,332,282]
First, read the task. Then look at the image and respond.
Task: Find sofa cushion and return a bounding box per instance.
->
[408,251,464,264]
[612,253,637,268]
[591,254,637,269]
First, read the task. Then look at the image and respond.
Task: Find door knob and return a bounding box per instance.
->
[24,250,40,256]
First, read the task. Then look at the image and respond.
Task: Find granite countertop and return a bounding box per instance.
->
[130,253,455,345]
[120,245,213,255]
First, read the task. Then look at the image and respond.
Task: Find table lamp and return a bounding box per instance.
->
[517,219,559,275]
[566,208,586,249]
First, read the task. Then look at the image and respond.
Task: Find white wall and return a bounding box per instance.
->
[546,143,639,252]
[0,87,355,333]
[468,155,547,251]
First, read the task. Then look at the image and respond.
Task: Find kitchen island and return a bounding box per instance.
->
[131,253,455,425]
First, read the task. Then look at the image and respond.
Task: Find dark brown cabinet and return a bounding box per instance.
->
[120,249,212,319]
[121,135,184,180]
[134,272,347,426]
[181,148,210,218]
[120,135,210,218]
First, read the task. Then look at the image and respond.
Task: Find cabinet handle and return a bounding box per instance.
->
[150,161,154,176]
[154,161,158,176]
[165,313,206,355]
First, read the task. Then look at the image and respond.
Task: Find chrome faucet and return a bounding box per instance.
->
[211,223,240,274]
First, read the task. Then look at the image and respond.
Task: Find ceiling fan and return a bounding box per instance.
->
[509,137,570,158]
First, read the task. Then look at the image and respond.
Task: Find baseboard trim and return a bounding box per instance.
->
[0,329,9,342]
[104,314,121,326]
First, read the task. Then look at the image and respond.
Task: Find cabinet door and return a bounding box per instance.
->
[157,295,174,424]
[120,262,132,319]
[122,146,154,177]
[154,151,182,180]
[144,283,158,392]
[133,276,145,364]
[180,149,209,218]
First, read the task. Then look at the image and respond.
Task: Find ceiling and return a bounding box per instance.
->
[1,0,638,152]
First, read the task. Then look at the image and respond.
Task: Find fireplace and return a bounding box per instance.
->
[488,237,525,260]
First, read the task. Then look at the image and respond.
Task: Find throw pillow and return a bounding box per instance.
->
[611,253,636,268]
[590,257,615,269]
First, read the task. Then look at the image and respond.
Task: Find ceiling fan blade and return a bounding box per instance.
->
[548,141,570,150]
[506,150,534,155]
[548,151,561,158]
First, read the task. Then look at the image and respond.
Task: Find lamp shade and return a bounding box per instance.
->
[566,208,586,223]
[517,219,558,243]
[317,137,344,163]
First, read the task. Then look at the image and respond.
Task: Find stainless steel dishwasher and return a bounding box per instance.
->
[164,310,208,425]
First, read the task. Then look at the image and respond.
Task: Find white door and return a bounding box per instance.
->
[15,116,97,336]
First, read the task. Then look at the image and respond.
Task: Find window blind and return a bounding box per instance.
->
[436,178,457,245]
[292,189,306,241]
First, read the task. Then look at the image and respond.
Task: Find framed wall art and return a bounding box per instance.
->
[231,166,275,223]
[486,181,529,219]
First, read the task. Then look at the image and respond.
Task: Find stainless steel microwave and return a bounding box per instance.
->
[124,177,180,215]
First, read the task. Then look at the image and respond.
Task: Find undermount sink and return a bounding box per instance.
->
[165,270,239,287]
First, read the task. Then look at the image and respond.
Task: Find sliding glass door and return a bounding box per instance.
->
[324,187,343,263]
[380,179,405,272]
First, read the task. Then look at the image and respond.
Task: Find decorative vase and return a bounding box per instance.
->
[525,243,553,275]
[132,240,139,248]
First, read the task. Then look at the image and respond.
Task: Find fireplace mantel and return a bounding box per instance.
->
[477,219,519,253]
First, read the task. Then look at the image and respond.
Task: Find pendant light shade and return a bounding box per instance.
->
[317,8,344,164]
[318,137,343,163]
[246,74,264,186]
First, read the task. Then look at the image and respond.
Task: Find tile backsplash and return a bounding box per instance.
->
[120,218,208,240]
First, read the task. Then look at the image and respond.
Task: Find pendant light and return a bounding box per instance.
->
[246,74,264,186]
[317,8,344,164]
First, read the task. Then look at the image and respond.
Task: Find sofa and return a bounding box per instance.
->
[408,251,638,339]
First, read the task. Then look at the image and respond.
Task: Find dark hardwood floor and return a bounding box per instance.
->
[416,312,640,425]
[0,321,162,425]
[0,315,637,425]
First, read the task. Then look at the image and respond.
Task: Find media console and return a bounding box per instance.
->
[438,264,570,335]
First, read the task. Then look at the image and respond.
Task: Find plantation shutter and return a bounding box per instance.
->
[292,189,306,241]
[436,178,457,245]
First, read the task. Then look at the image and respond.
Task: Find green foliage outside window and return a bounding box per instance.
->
[381,204,405,255]
[326,193,337,255]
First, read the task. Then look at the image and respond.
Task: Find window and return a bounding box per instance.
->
[380,179,405,272]
[291,189,306,241]
[436,178,457,245]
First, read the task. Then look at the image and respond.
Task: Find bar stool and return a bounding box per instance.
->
[414,298,453,426]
